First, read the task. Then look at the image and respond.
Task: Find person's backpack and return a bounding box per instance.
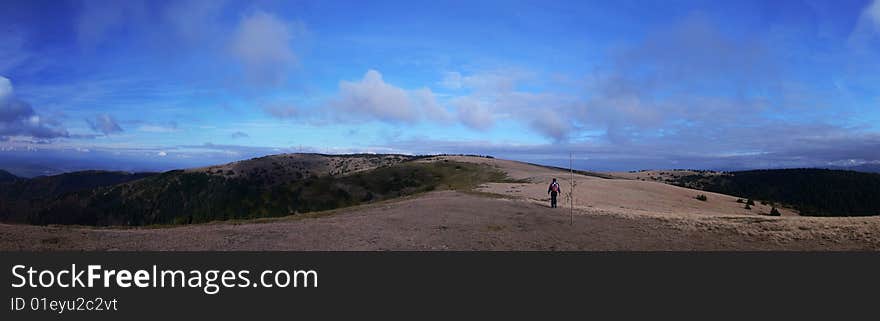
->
[550,182,560,193]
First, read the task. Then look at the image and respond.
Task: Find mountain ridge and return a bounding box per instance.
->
[3,154,512,226]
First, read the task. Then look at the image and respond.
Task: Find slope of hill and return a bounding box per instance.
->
[532,164,618,179]
[189,153,414,180]
[4,170,156,197]
[663,169,880,216]
[611,169,722,184]
[455,156,797,218]
[0,170,156,222]
[830,164,880,174]
[19,156,516,226]
[0,170,19,183]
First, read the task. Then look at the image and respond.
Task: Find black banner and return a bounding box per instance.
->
[2,252,878,319]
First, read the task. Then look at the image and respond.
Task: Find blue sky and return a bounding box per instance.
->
[1,0,880,176]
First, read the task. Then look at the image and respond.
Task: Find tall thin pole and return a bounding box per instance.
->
[569,153,573,225]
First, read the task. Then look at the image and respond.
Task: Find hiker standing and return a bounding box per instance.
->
[548,178,561,208]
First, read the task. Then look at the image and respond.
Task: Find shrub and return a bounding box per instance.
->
[736,198,744,203]
[744,204,752,210]
[769,207,781,216]
[760,200,769,205]
[695,194,708,201]
[746,198,755,206]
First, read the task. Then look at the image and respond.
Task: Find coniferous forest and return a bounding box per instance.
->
[672,169,880,216]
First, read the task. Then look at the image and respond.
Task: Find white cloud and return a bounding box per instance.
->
[411,88,452,122]
[528,113,572,142]
[230,10,297,85]
[337,70,413,121]
[328,70,451,123]
[157,151,167,157]
[454,97,494,130]
[0,76,11,99]
[0,77,68,140]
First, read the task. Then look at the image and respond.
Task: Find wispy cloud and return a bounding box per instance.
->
[263,103,300,119]
[849,0,880,48]
[75,1,146,50]
[162,0,227,44]
[137,121,178,133]
[0,76,68,140]
[441,69,572,140]
[0,29,32,74]
[87,114,123,135]
[864,0,880,32]
[230,10,299,85]
[0,76,10,98]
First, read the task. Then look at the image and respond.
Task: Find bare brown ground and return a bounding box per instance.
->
[2,156,879,251]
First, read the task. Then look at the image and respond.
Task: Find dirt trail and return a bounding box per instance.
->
[2,156,879,250]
